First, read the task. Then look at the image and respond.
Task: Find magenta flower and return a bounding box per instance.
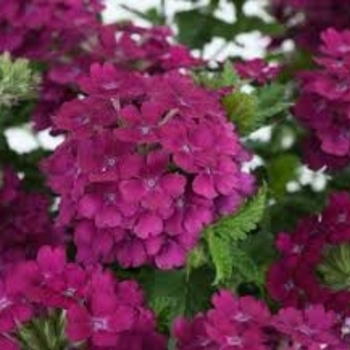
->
[272,0,350,52]
[294,28,350,170]
[234,59,280,85]
[273,305,341,348]
[42,59,254,269]
[0,169,59,275]
[173,316,218,350]
[0,247,166,349]
[0,279,32,333]
[115,102,166,143]
[119,150,186,215]
[66,293,135,347]
[173,290,271,350]
[0,335,19,350]
[267,191,350,314]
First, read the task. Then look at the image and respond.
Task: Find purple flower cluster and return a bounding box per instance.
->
[267,192,350,315]
[0,0,105,130]
[173,289,347,350]
[272,0,350,51]
[294,29,350,170]
[0,168,59,275]
[41,62,254,270]
[0,0,200,130]
[0,245,166,350]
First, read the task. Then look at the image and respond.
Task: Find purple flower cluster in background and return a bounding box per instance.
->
[0,168,59,275]
[0,246,166,350]
[0,0,200,130]
[268,192,350,315]
[272,0,350,51]
[173,289,348,350]
[294,29,350,170]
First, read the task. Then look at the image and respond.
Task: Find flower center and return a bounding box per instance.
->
[146,178,157,188]
[182,144,191,153]
[92,317,109,331]
[140,126,150,135]
[297,324,314,336]
[283,280,295,291]
[0,297,12,311]
[226,336,243,347]
[233,312,251,322]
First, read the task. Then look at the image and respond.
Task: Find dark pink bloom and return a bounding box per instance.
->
[294,29,350,170]
[0,169,59,274]
[43,61,254,270]
[66,294,135,347]
[272,0,350,52]
[173,290,271,350]
[267,191,350,314]
[273,305,341,348]
[0,279,32,332]
[119,150,186,215]
[235,59,280,85]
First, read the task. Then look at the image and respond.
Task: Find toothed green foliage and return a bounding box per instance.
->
[193,60,240,90]
[223,83,290,135]
[205,185,267,285]
[222,91,258,135]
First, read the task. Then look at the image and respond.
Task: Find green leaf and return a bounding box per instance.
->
[193,61,240,90]
[204,186,267,285]
[210,185,267,242]
[119,4,165,25]
[230,244,264,286]
[223,83,291,135]
[207,228,233,284]
[256,83,291,120]
[234,16,285,36]
[187,242,207,269]
[175,10,232,49]
[221,60,240,87]
[138,267,215,331]
[222,91,258,135]
[267,154,300,198]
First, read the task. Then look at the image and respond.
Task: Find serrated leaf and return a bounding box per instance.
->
[204,186,267,285]
[256,83,291,120]
[221,60,240,87]
[138,267,214,330]
[187,243,207,269]
[223,83,291,135]
[207,228,233,284]
[193,61,240,90]
[222,91,258,135]
[230,244,264,286]
[210,185,267,242]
